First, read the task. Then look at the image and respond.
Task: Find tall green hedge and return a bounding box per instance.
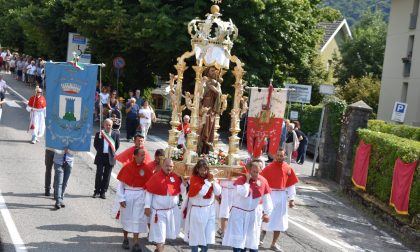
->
[286,104,322,135]
[357,129,420,216]
[368,120,420,141]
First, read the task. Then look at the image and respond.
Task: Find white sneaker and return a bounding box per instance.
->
[270,244,283,252]
[31,140,36,144]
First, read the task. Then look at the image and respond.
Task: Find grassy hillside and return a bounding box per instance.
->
[323,0,391,26]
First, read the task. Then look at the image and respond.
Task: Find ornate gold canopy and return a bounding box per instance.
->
[166,1,248,178]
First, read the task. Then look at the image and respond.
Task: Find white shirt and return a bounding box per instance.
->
[99,92,109,105]
[0,80,8,93]
[139,107,152,125]
[103,132,110,153]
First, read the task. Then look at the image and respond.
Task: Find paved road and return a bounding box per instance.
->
[0,72,414,252]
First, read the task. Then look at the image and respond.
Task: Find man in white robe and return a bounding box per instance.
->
[223,161,273,252]
[144,158,186,252]
[184,159,221,252]
[260,149,299,252]
[115,148,153,252]
[26,87,46,144]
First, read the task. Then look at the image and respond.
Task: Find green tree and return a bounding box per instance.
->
[323,0,391,26]
[334,10,387,85]
[337,75,381,115]
[62,0,326,90]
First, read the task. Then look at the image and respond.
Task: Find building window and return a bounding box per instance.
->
[326,59,332,71]
[410,0,420,29]
[401,82,408,103]
[402,36,414,77]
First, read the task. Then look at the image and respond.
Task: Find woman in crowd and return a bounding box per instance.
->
[138,100,155,140]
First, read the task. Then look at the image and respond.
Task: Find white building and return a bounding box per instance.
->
[378,0,420,126]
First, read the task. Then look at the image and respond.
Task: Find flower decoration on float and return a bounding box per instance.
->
[200,149,227,165]
[171,148,184,161]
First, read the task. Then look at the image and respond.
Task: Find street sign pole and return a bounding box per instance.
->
[311,106,325,177]
[113,56,126,94]
[116,68,120,94]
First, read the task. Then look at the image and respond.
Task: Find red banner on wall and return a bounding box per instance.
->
[389,158,418,215]
[351,140,372,190]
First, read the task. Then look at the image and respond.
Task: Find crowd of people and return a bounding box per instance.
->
[66,116,297,252]
[41,116,299,252]
[0,48,46,88]
[95,86,157,141]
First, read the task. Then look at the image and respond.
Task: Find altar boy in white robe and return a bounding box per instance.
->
[144,158,186,252]
[115,148,152,252]
[223,161,273,252]
[184,159,221,252]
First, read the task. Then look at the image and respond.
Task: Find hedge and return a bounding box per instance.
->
[368,120,420,141]
[357,129,420,216]
[286,104,322,135]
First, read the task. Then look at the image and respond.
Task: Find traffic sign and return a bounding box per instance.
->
[285,84,312,104]
[113,56,126,69]
[391,102,407,123]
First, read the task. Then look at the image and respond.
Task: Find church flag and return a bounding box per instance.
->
[389,158,418,215]
[45,62,97,151]
[351,140,372,190]
[246,85,287,157]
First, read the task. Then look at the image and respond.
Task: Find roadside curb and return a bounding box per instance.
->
[348,188,420,251]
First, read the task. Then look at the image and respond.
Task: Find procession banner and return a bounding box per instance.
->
[389,158,418,215]
[351,140,372,190]
[246,86,287,157]
[45,62,97,151]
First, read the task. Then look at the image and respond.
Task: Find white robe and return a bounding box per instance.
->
[223,183,273,250]
[217,179,235,219]
[184,179,221,246]
[144,185,186,244]
[26,106,46,138]
[114,182,148,233]
[261,185,296,232]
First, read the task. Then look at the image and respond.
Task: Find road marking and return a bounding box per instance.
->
[5,100,22,108]
[6,86,28,103]
[289,218,346,251]
[0,190,28,252]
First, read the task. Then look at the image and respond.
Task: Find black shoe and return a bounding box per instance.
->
[122,239,129,250]
[131,243,141,252]
[60,203,66,208]
[44,190,51,196]
[92,193,98,198]
[54,204,61,210]
[100,193,106,199]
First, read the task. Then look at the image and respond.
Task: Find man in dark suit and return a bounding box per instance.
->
[93,118,120,199]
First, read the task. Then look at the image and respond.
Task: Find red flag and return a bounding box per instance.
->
[246,85,287,157]
[351,140,372,190]
[389,158,418,215]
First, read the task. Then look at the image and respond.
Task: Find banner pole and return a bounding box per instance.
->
[99,65,102,138]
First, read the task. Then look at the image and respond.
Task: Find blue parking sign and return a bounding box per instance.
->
[391,102,408,123]
[395,103,406,113]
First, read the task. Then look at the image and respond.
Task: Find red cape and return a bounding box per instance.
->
[188,175,213,199]
[147,160,161,173]
[145,170,181,196]
[260,161,299,189]
[234,175,271,199]
[28,95,46,109]
[116,146,152,166]
[177,122,191,134]
[116,160,153,188]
